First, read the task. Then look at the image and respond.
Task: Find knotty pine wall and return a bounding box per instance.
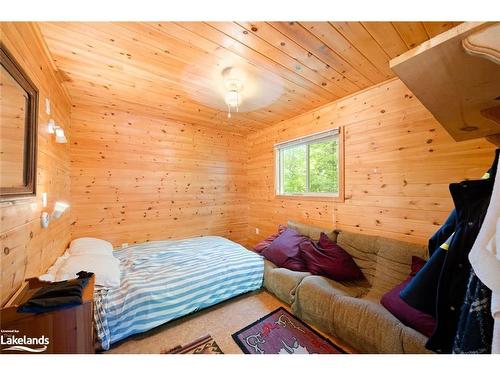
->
[1,23,72,305]
[246,78,496,247]
[69,103,248,247]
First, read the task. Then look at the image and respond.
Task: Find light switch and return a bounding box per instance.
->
[255,228,260,235]
[42,192,48,208]
[45,98,51,115]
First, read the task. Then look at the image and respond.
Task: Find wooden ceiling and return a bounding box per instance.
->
[38,22,460,133]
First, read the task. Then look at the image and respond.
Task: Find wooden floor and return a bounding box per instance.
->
[105,289,353,354]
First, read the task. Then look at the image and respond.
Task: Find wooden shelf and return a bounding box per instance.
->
[390,22,500,142]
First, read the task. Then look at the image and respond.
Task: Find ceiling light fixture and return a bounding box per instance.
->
[222,67,245,119]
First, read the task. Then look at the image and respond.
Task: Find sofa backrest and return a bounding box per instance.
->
[337,230,428,293]
[287,220,338,242]
[336,231,380,285]
[371,236,428,297]
[285,221,429,293]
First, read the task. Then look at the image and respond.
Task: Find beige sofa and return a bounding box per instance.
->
[263,221,433,354]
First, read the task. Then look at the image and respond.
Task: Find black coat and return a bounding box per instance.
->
[400,149,499,353]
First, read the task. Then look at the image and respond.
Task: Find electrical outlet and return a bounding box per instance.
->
[121,243,129,249]
[255,228,260,235]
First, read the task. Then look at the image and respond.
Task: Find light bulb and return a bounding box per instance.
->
[55,127,68,144]
[225,90,241,107]
[52,201,70,219]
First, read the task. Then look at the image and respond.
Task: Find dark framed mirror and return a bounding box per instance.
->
[0,43,38,200]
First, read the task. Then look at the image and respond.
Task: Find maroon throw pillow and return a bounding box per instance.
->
[318,232,336,250]
[299,240,363,281]
[409,256,426,276]
[380,256,436,337]
[261,228,308,272]
[253,225,286,253]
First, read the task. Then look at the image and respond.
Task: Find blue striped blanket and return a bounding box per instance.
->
[93,236,264,350]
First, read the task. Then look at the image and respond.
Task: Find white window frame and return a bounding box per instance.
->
[274,128,341,198]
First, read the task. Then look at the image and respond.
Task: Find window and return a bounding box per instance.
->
[275,129,342,197]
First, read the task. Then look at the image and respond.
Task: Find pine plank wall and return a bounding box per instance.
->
[69,103,248,247]
[1,23,72,305]
[246,78,496,247]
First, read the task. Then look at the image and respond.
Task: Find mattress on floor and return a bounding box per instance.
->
[94,236,264,350]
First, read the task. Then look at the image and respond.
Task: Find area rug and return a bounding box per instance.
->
[162,334,223,354]
[232,307,345,354]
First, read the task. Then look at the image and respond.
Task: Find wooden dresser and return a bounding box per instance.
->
[0,275,95,354]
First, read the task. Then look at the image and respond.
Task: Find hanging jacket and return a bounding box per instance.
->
[400,213,456,316]
[426,149,499,353]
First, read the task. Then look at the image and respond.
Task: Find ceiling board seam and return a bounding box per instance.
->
[420,22,432,39]
[296,22,377,86]
[235,21,351,96]
[360,22,408,60]
[263,21,360,95]
[268,22,369,90]
[325,21,391,80]
[327,21,392,80]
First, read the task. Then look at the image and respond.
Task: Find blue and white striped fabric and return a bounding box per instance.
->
[94,236,264,350]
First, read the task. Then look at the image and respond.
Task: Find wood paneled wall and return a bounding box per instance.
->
[69,102,248,247]
[1,23,72,306]
[246,78,496,247]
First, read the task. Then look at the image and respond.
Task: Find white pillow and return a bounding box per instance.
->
[39,250,71,281]
[69,237,113,257]
[56,254,121,288]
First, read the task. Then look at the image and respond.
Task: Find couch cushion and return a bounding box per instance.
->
[291,275,370,334]
[263,259,310,305]
[336,231,379,285]
[401,326,434,354]
[330,296,406,353]
[370,237,428,298]
[287,220,338,242]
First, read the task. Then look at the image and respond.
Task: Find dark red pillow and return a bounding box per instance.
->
[380,256,436,337]
[299,240,363,281]
[318,232,336,250]
[261,228,308,272]
[253,225,286,253]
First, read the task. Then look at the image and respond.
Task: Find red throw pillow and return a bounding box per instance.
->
[318,232,336,250]
[253,225,286,253]
[261,228,309,272]
[299,240,363,281]
[380,256,436,337]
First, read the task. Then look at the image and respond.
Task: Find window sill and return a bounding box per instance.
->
[275,194,344,203]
